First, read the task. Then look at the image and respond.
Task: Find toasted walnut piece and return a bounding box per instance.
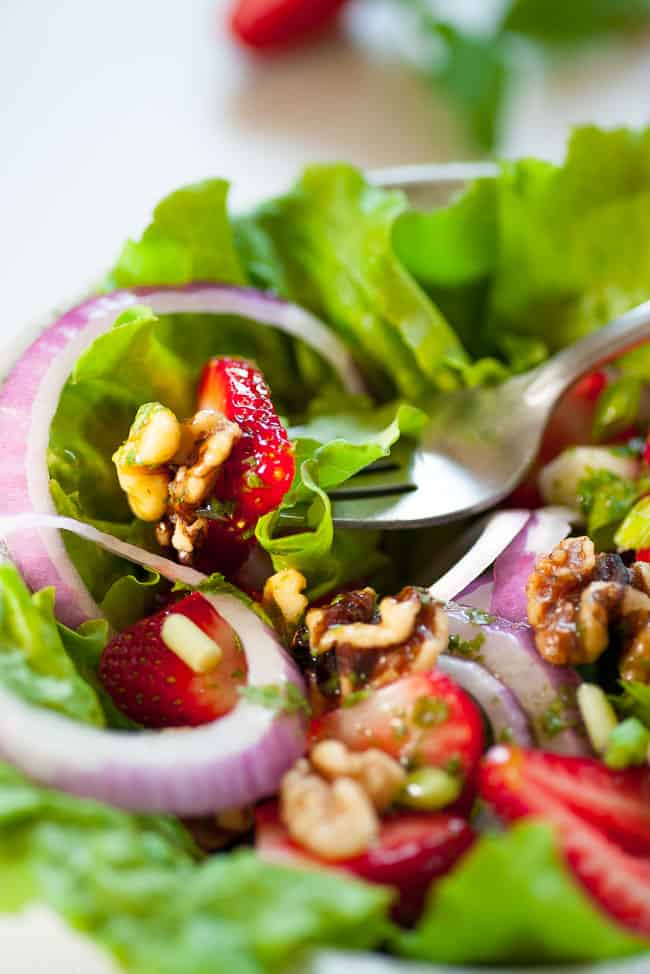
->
[413,601,448,672]
[115,466,171,522]
[528,536,650,676]
[169,410,241,508]
[311,739,406,811]
[308,593,420,654]
[620,609,650,683]
[577,581,628,663]
[115,403,182,467]
[171,515,207,557]
[112,403,182,521]
[263,569,308,639]
[294,587,447,709]
[280,758,379,861]
[527,537,603,665]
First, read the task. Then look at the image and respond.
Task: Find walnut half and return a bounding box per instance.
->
[304,586,447,698]
[527,536,650,680]
[279,740,405,861]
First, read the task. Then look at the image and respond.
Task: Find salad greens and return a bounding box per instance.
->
[0,763,389,974]
[236,164,468,398]
[108,180,246,289]
[0,123,644,969]
[397,821,646,964]
[577,468,648,551]
[399,1,650,151]
[0,564,105,727]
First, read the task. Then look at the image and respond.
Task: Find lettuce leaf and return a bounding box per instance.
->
[256,402,425,596]
[0,565,105,727]
[0,763,390,974]
[396,821,647,965]
[48,304,341,619]
[236,164,468,399]
[108,179,247,289]
[396,126,650,362]
[504,0,650,44]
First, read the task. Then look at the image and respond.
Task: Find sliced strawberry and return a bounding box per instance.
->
[311,672,484,807]
[504,748,650,856]
[99,593,247,728]
[197,356,295,524]
[480,746,650,938]
[256,801,474,925]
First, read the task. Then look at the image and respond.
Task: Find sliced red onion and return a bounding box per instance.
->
[0,513,306,815]
[446,603,590,756]
[456,573,494,611]
[429,510,530,603]
[0,285,364,628]
[437,655,533,747]
[491,507,573,623]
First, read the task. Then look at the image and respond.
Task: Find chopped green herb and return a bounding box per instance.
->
[322,673,341,694]
[448,632,485,660]
[238,682,311,716]
[538,693,576,739]
[244,471,266,489]
[412,695,449,728]
[464,607,496,625]
[444,755,463,777]
[342,688,372,708]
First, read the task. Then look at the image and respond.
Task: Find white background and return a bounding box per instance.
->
[2,0,650,362]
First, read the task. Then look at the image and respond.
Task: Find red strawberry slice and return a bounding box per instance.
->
[480,746,650,938]
[197,356,295,524]
[99,593,247,728]
[310,671,484,809]
[256,801,474,925]
[504,748,650,856]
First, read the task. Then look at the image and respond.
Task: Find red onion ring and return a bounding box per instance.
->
[438,655,533,747]
[0,285,363,627]
[0,513,306,815]
[491,507,573,623]
[429,511,529,603]
[446,603,590,757]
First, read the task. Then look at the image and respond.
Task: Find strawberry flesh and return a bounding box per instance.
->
[99,593,247,728]
[197,356,295,524]
[480,746,650,938]
[310,671,484,812]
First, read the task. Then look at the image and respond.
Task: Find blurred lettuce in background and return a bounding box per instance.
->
[396,0,650,149]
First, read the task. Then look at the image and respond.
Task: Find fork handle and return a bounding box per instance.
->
[525,298,650,409]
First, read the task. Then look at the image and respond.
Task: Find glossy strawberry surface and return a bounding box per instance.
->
[480,746,650,938]
[198,356,295,524]
[99,593,247,728]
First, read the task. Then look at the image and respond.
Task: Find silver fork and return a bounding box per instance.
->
[329,299,650,529]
